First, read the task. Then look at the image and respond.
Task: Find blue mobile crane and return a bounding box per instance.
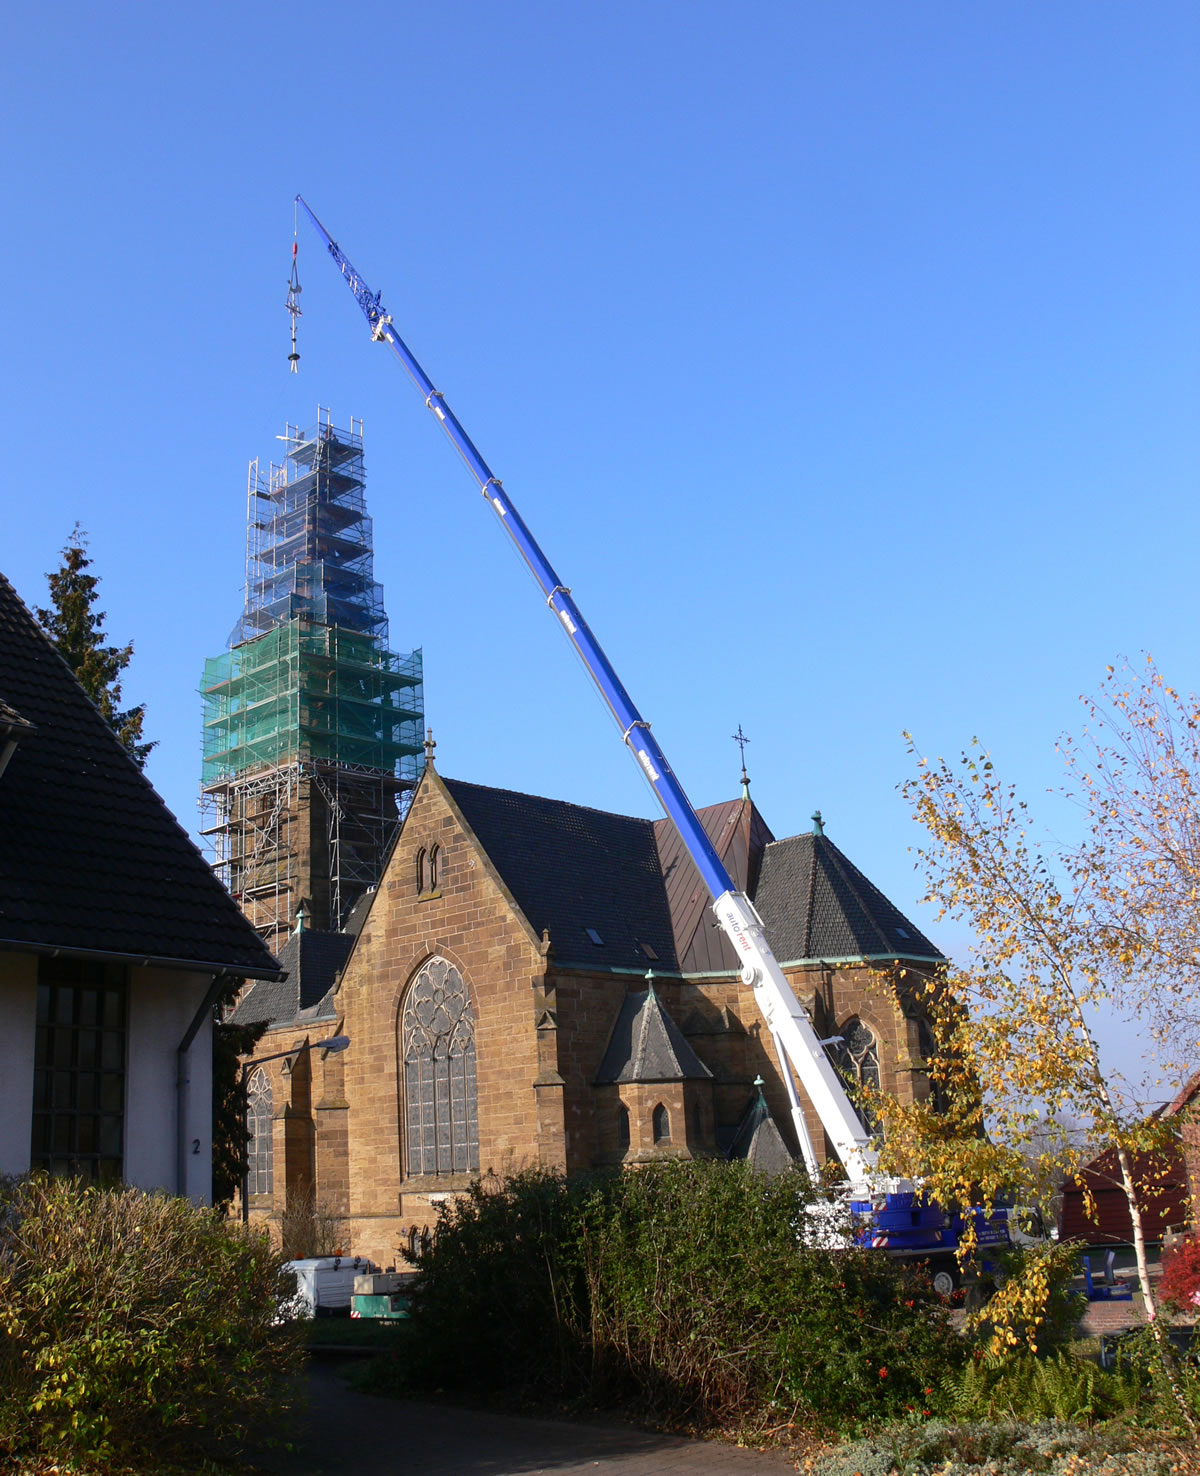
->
[294,197,1015,1292]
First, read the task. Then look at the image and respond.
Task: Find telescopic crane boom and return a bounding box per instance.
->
[296,195,877,1187]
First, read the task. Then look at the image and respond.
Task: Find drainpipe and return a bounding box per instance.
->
[176,972,232,1201]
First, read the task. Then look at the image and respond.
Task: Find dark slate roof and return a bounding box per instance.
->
[439,774,940,975]
[727,1087,796,1176]
[594,985,713,1084]
[0,572,283,978]
[232,927,352,1026]
[752,830,943,963]
[443,778,680,968]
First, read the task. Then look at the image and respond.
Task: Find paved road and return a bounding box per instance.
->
[266,1362,800,1476]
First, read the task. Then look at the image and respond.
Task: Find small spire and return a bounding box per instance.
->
[645,968,656,997]
[423,727,436,766]
[811,809,824,837]
[732,724,751,798]
[295,902,306,935]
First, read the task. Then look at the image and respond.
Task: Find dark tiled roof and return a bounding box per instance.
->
[443,778,679,968]
[440,774,940,975]
[594,986,713,1084]
[0,697,36,736]
[752,831,943,963]
[0,572,283,978]
[232,928,352,1026]
[727,1087,796,1175]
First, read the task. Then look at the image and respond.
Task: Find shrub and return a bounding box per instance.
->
[0,1175,304,1468]
[965,1240,1086,1359]
[405,1161,962,1430]
[937,1349,1144,1424]
[811,1419,1170,1475]
[1159,1235,1200,1314]
[279,1186,343,1259]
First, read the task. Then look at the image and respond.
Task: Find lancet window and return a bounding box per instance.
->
[402,957,479,1175]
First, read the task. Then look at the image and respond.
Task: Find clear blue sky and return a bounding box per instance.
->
[3,3,1196,1094]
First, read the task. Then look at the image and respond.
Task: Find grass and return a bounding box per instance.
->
[303,1315,412,1351]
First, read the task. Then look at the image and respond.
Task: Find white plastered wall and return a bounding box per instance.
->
[0,954,214,1203]
[125,967,214,1204]
[0,952,38,1176]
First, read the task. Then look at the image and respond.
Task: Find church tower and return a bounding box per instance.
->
[200,408,424,952]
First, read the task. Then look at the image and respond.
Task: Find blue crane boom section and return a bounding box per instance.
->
[296,195,885,1186]
[296,196,732,903]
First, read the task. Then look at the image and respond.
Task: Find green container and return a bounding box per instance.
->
[351,1293,410,1320]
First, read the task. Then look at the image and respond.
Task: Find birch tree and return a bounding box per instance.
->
[873,719,1192,1417]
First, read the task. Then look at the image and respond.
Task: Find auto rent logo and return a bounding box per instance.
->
[722,907,752,953]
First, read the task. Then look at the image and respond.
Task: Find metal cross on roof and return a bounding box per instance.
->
[731,724,751,794]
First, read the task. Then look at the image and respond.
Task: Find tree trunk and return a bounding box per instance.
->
[1115,1142,1195,1431]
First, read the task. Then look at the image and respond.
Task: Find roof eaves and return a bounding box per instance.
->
[0,936,287,981]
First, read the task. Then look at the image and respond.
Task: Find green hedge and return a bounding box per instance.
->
[0,1176,304,1469]
[402,1161,961,1429]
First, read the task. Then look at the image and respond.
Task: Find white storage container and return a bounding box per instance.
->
[282,1256,378,1316]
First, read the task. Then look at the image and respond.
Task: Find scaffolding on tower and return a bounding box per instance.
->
[200,409,423,950]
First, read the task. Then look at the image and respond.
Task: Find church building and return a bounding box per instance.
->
[234,742,946,1267]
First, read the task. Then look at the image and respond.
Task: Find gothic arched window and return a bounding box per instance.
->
[246,1068,273,1196]
[401,957,479,1176]
[652,1103,671,1143]
[416,848,428,894]
[428,844,440,890]
[617,1103,631,1153]
[829,1018,881,1133]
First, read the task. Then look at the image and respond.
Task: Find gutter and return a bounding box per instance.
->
[0,936,286,982]
[550,950,945,978]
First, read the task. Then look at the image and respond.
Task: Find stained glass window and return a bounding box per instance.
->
[246,1068,273,1196]
[402,957,479,1176]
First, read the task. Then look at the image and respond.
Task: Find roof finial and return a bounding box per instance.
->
[645,967,656,997]
[811,809,824,837]
[732,724,751,799]
[753,1073,767,1105]
[423,727,436,766]
[295,901,306,935]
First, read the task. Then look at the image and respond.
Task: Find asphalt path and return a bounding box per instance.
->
[265,1362,801,1476]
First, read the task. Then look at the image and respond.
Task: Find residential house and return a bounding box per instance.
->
[0,572,283,1200]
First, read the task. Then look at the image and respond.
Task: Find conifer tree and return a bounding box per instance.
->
[35,526,156,770]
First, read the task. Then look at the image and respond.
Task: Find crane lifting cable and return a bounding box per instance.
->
[286,234,302,372]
